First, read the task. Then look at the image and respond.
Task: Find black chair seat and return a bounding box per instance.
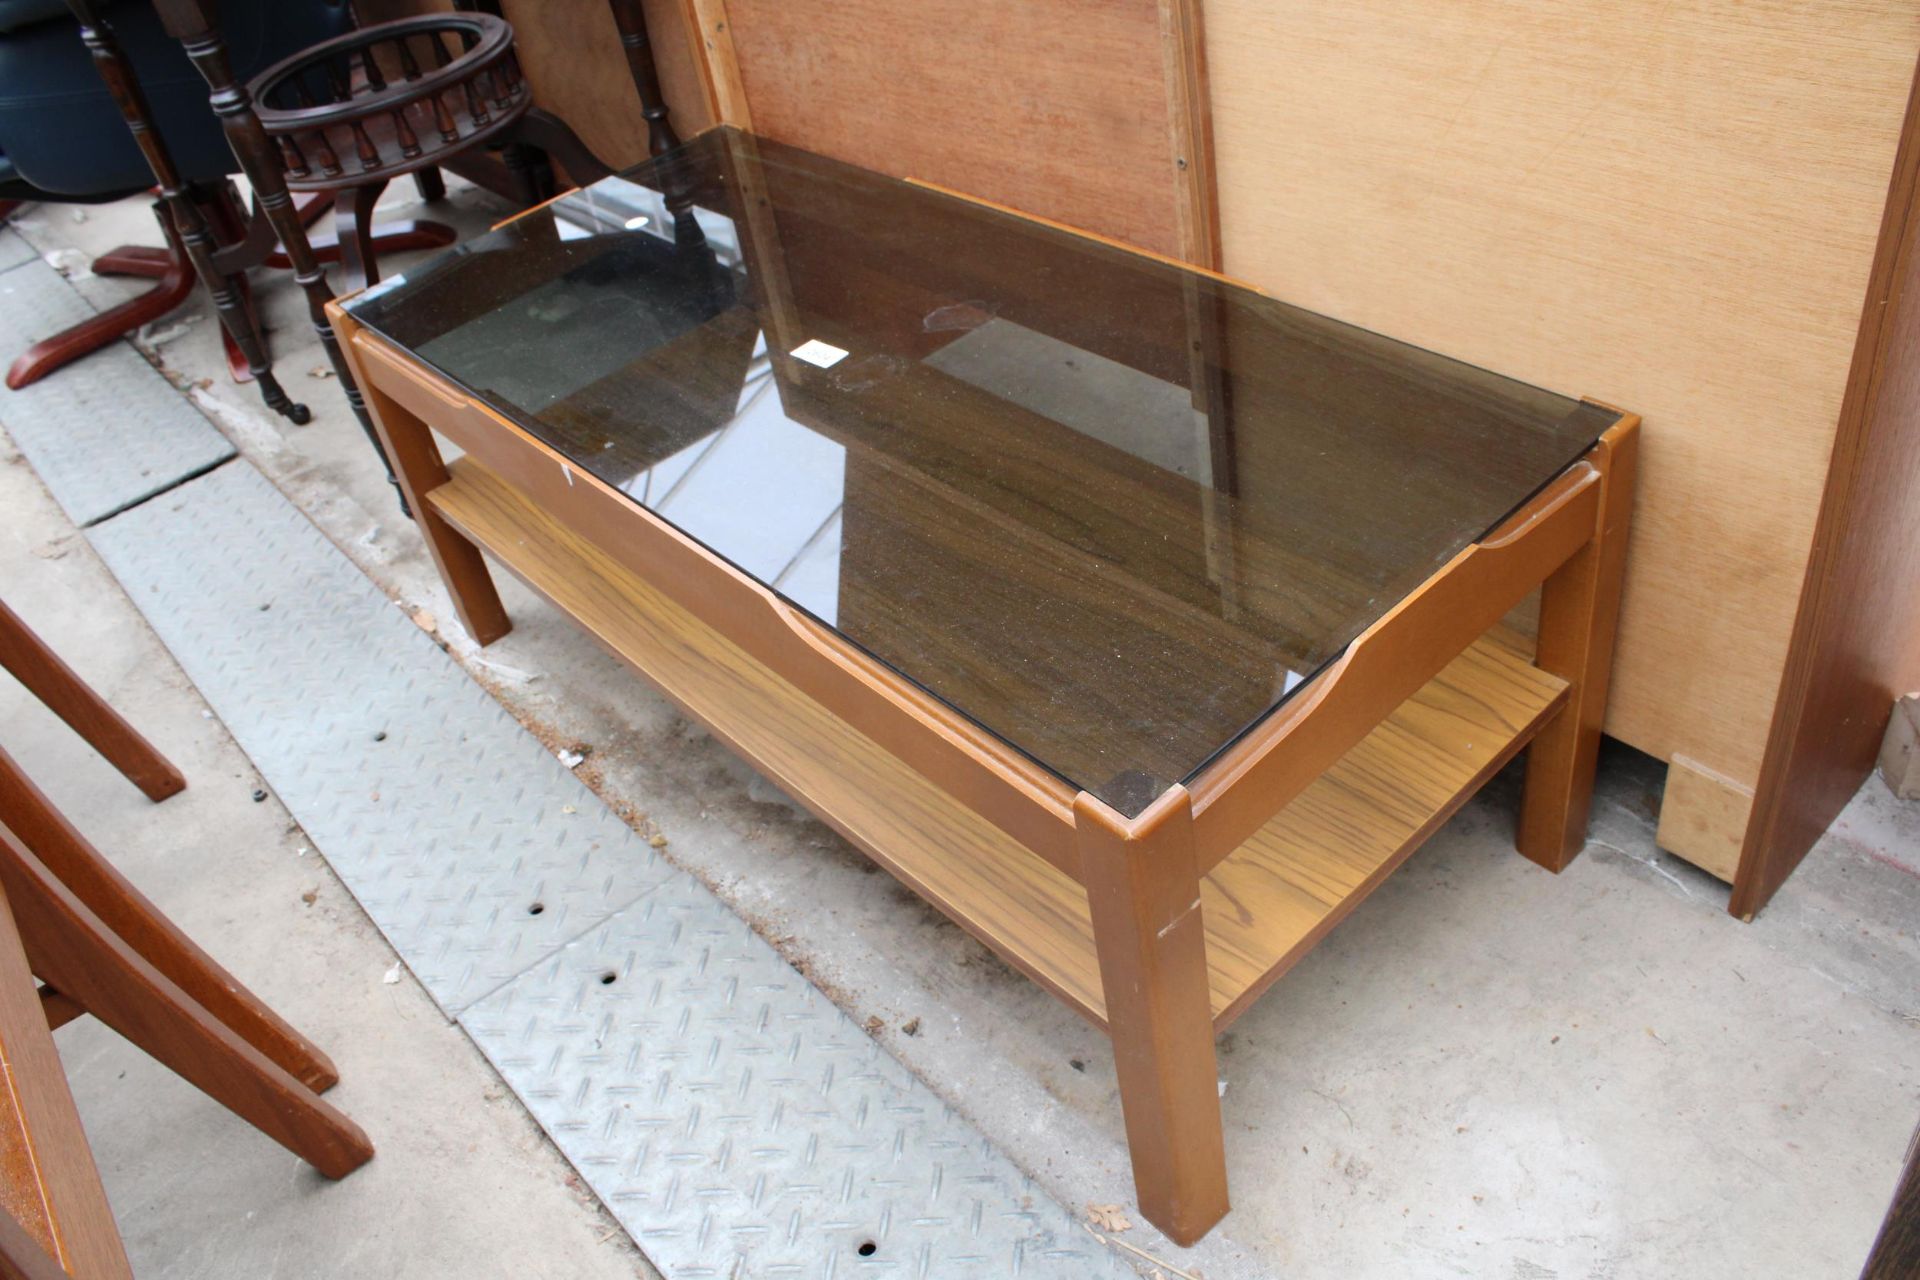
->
[0,0,352,198]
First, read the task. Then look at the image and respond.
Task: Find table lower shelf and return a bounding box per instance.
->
[429,458,1569,1034]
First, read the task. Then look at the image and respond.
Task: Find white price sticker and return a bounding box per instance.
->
[789,338,849,369]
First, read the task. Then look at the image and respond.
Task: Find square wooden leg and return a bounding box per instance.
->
[0,599,184,803]
[1078,788,1229,1246]
[331,310,511,647]
[1518,414,1640,870]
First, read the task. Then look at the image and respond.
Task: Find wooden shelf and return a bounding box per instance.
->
[429,458,1568,1032]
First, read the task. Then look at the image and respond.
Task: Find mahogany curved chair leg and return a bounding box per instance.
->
[4,205,195,392]
[90,243,175,278]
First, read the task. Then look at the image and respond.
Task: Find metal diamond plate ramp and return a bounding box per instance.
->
[463,880,1132,1280]
[0,230,35,274]
[0,257,234,526]
[86,461,672,1012]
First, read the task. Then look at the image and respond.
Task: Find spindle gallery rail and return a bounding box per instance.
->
[249,14,530,189]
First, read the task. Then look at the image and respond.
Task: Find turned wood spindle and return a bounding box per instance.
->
[323,54,350,104]
[391,106,421,159]
[149,0,409,511]
[63,0,308,424]
[430,89,458,143]
[349,119,380,170]
[277,135,310,180]
[310,127,342,177]
[463,75,490,126]
[607,0,679,156]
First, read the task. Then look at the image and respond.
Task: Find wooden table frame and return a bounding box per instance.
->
[329,245,1635,1244]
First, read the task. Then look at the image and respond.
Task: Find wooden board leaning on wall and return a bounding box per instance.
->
[1204,0,1920,901]
[682,0,1217,265]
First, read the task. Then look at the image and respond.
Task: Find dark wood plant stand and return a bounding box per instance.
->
[149,0,684,505]
[246,13,525,292]
[14,1,453,425]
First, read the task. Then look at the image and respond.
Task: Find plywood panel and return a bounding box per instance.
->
[502,0,712,170]
[719,0,1187,258]
[1735,54,1920,917]
[1206,1,1920,795]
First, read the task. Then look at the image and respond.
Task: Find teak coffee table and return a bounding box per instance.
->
[329,127,1636,1246]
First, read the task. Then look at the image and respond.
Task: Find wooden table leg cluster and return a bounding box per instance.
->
[0,598,373,1274]
[61,0,309,425]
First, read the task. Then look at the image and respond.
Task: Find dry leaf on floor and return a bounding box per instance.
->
[1086,1204,1131,1233]
[300,887,318,905]
[648,834,667,848]
[410,608,437,634]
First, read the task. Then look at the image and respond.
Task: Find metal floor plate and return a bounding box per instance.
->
[61,378,1134,1274]
[0,230,35,274]
[0,256,234,526]
[464,880,1130,1279]
[87,462,672,1013]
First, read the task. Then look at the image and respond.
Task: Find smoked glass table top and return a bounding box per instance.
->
[346,126,1616,817]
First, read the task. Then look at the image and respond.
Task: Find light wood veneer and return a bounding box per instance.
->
[429,457,1568,1030]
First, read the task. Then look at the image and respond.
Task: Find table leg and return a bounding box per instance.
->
[333,314,511,646]
[1518,414,1641,871]
[0,599,184,803]
[1078,789,1229,1246]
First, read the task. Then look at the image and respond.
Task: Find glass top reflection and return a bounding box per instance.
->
[346,127,1613,817]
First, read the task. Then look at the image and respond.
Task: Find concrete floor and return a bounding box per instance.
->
[3,185,1917,1278]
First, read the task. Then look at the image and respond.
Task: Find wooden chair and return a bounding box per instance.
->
[0,598,373,1276]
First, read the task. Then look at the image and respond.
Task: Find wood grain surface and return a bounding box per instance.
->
[1205,0,1920,810]
[428,458,1567,1030]
[0,862,130,1280]
[716,0,1186,257]
[1735,47,1920,917]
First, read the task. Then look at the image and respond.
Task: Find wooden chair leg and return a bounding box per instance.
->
[153,0,409,510]
[0,820,373,1180]
[411,165,446,202]
[1078,789,1229,1246]
[335,179,388,294]
[2,206,197,393]
[0,879,132,1280]
[0,745,340,1093]
[1517,414,1641,871]
[607,0,680,156]
[66,2,310,425]
[0,599,183,803]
